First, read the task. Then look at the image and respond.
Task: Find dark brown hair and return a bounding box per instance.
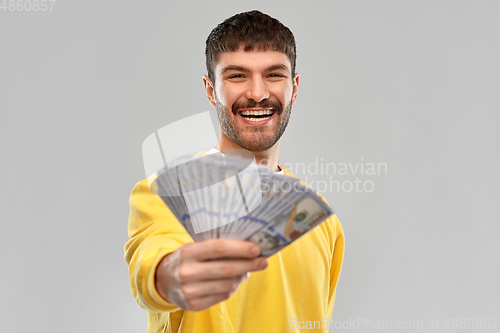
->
[205,10,296,83]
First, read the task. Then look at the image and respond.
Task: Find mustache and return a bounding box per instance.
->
[231,99,283,115]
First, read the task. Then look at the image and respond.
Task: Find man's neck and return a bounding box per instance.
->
[216,130,281,172]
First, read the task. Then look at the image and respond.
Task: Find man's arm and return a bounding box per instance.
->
[124,179,267,313]
[124,179,191,312]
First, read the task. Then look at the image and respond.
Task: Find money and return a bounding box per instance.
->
[151,153,334,257]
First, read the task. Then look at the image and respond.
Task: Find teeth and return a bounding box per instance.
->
[244,115,272,122]
[241,110,274,116]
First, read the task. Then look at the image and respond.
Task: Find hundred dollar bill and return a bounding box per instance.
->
[246,186,333,257]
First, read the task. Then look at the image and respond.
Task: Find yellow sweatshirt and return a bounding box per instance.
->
[124,163,345,333]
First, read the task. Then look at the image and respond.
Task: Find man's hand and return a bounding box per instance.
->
[155,239,268,311]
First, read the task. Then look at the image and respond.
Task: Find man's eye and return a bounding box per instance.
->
[269,74,284,78]
[229,74,243,79]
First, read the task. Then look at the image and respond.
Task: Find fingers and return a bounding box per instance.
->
[181,273,251,311]
[185,293,232,312]
[178,257,267,282]
[182,239,261,261]
[180,275,247,299]
[155,240,268,311]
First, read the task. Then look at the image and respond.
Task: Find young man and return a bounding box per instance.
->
[125,10,345,332]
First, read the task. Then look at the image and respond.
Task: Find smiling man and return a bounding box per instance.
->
[125,10,345,333]
[206,50,296,159]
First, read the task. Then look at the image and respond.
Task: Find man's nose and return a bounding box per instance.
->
[245,77,270,103]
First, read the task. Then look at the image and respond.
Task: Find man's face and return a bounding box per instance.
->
[204,49,299,152]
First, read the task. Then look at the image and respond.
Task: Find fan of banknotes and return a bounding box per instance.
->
[150,151,333,257]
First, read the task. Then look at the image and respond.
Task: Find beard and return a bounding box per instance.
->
[214,93,292,153]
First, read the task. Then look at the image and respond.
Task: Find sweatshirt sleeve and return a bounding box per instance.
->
[327,214,345,317]
[124,179,193,313]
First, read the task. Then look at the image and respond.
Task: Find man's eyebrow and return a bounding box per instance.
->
[265,64,290,73]
[220,65,250,75]
[220,64,290,75]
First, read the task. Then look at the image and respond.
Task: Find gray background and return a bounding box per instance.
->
[0,0,498,332]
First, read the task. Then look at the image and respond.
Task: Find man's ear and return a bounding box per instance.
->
[203,75,217,108]
[291,73,300,105]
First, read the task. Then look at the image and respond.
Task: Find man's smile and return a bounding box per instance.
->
[238,108,276,125]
